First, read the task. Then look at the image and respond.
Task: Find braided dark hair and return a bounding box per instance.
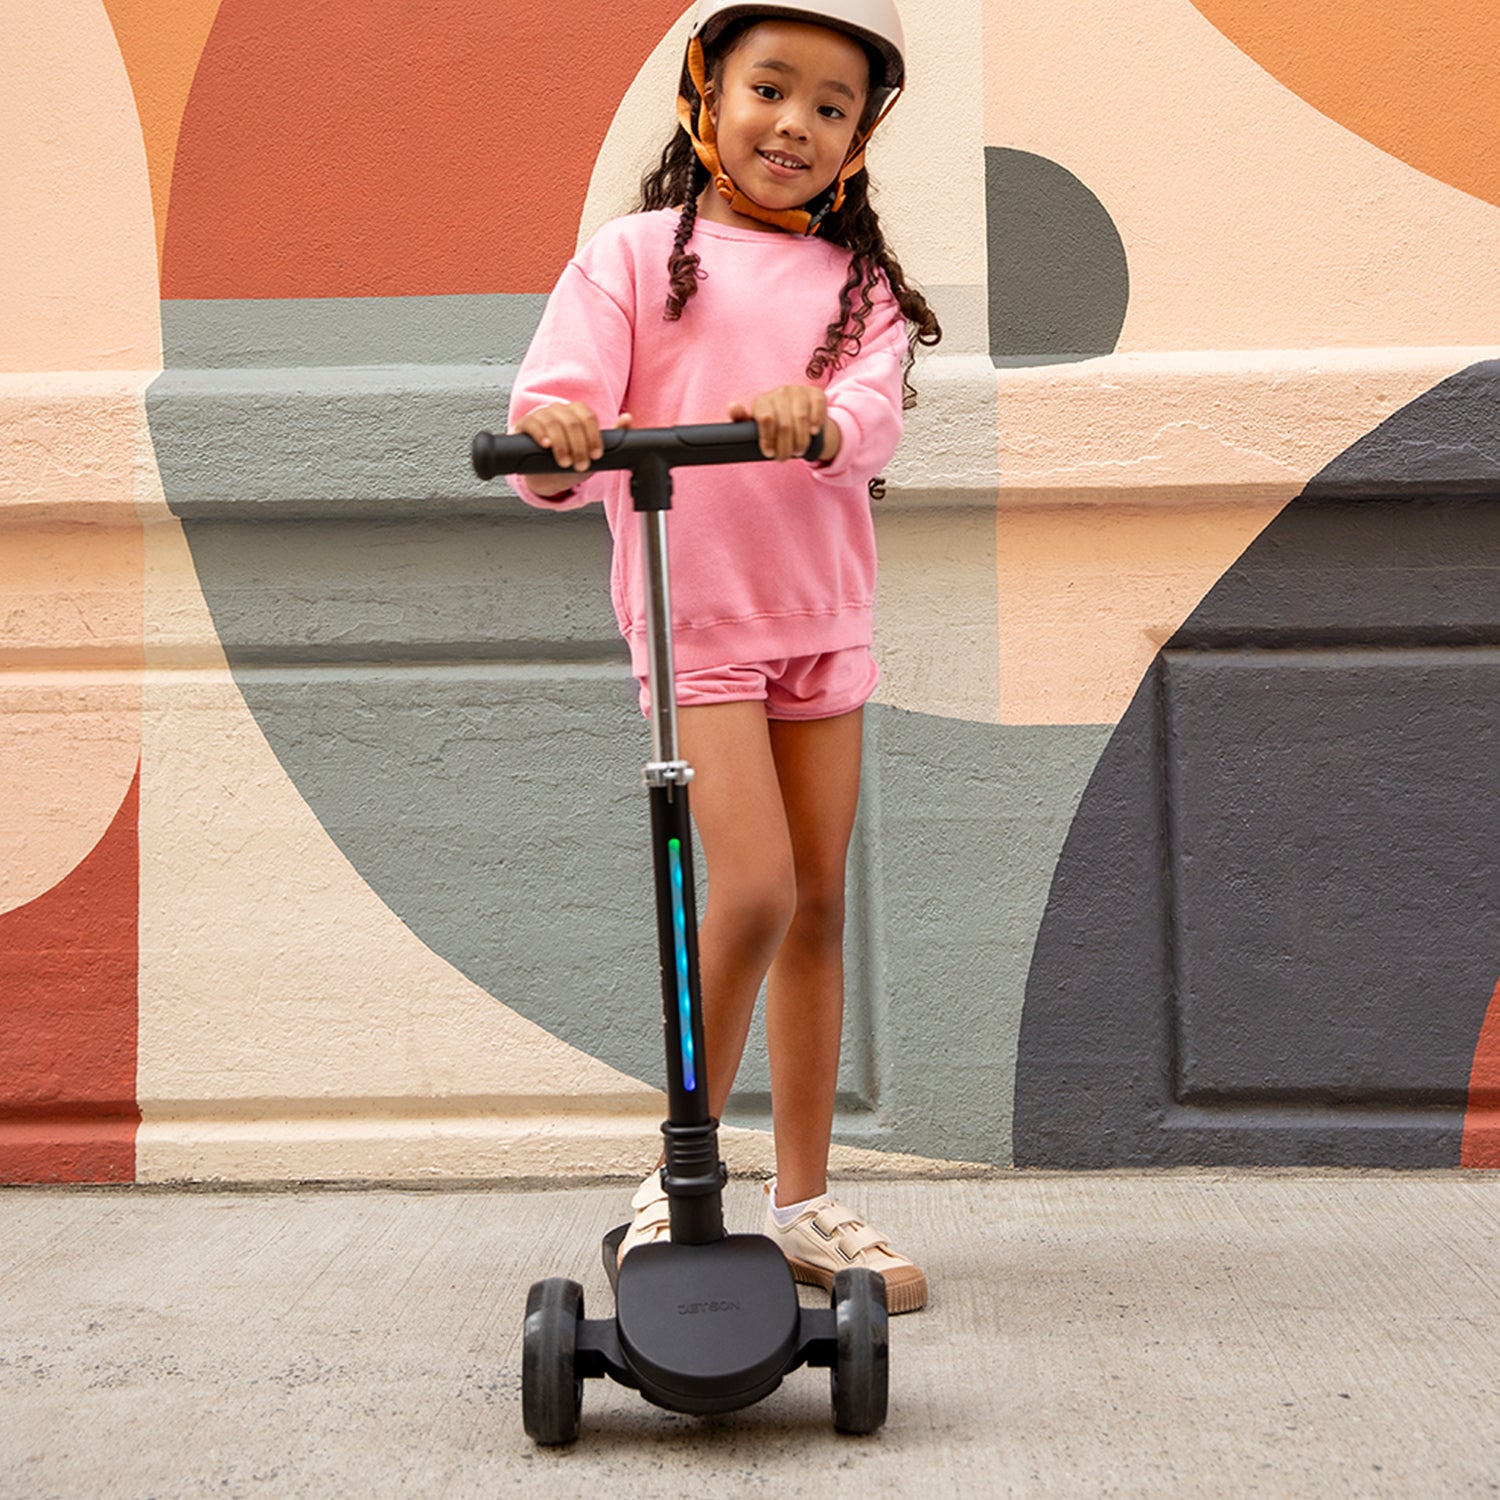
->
[661,158,708,321]
[636,25,941,408]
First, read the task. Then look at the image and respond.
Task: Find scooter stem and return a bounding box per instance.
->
[470,422,825,1244]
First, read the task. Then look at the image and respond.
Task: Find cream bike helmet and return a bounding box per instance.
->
[677,0,907,234]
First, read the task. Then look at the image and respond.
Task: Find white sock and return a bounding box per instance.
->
[768,1178,825,1229]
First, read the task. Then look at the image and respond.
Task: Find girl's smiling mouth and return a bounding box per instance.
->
[758,149,810,175]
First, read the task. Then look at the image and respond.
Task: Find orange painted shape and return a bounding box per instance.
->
[1461,976,1500,1168]
[0,766,140,1183]
[101,0,226,278]
[1189,0,1500,209]
[161,0,686,297]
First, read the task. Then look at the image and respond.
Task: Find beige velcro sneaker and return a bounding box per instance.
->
[617,1170,671,1265]
[764,1186,928,1313]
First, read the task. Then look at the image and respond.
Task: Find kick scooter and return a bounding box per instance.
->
[471,421,889,1443]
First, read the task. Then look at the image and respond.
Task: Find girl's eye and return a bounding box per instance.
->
[753,84,781,101]
[819,105,845,119]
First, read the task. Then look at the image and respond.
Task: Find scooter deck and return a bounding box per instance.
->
[609,1234,804,1415]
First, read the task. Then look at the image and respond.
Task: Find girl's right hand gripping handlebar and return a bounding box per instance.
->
[470,420,824,482]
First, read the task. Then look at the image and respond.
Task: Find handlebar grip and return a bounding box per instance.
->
[471,429,559,479]
[471,421,825,482]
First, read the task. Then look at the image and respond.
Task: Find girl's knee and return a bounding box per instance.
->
[790,880,846,950]
[719,877,797,957]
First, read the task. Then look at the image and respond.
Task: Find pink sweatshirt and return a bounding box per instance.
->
[507,209,906,675]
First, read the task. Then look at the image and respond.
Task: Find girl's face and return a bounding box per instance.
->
[699,19,871,232]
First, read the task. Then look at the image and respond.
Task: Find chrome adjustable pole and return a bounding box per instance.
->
[640,504,694,792]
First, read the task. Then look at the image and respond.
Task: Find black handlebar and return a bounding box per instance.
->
[471,421,824,482]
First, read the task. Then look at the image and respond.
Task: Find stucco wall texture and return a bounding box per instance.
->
[2,0,1498,1183]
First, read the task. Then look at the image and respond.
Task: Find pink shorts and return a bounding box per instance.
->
[637,646,879,721]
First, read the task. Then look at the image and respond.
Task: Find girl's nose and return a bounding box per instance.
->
[776,107,811,141]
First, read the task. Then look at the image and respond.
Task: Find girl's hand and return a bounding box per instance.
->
[729,387,842,465]
[512,403,633,495]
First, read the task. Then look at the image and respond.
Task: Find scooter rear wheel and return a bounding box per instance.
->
[522,1277,584,1445]
[830,1267,889,1434]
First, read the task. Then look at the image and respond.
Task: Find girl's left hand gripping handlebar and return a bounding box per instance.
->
[471,420,824,481]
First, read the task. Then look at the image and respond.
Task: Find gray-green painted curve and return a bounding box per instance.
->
[147,295,1114,1166]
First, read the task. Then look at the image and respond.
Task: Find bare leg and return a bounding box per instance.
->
[764,709,864,1204]
[673,703,862,1207]
[676,702,796,1118]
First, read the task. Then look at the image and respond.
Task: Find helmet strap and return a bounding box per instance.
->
[675,36,901,237]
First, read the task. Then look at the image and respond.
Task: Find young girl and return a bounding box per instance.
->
[508,0,939,1313]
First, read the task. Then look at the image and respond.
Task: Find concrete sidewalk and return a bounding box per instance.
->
[3,1173,1499,1497]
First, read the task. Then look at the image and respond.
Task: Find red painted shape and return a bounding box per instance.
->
[0,767,140,1183]
[162,0,685,297]
[1461,975,1500,1168]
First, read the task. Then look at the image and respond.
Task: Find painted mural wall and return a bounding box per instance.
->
[2,0,1497,1183]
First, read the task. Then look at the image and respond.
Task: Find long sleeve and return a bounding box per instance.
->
[814,288,906,486]
[505,259,636,510]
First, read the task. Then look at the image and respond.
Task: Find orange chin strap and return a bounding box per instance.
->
[676,36,901,236]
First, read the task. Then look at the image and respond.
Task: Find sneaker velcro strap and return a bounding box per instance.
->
[631,1175,668,1212]
[809,1205,861,1239]
[809,1206,889,1260]
[833,1223,888,1259]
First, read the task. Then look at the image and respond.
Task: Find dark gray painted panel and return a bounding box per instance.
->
[985,147,1129,368]
[1164,499,1500,649]
[1302,360,1500,502]
[1014,677,1182,1167]
[1015,360,1500,1167]
[1165,646,1500,1106]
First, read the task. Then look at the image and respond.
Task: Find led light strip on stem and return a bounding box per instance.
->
[668,837,697,1092]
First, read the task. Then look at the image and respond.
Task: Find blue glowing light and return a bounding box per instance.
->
[668,838,696,1091]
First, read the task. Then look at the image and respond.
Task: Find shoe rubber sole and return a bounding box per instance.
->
[602,1223,628,1290]
[784,1255,928,1314]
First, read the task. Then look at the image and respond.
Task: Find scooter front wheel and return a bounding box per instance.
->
[830,1267,889,1434]
[522,1277,585,1445]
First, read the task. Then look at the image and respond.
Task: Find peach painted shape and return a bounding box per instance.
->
[0,665,143,919]
[996,499,1287,728]
[992,349,1489,726]
[1190,0,1500,210]
[0,1,161,372]
[1461,977,1500,1169]
[101,0,226,277]
[0,377,148,914]
[983,0,1500,353]
[0,3,156,906]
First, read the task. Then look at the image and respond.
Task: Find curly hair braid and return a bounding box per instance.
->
[637,26,941,409]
